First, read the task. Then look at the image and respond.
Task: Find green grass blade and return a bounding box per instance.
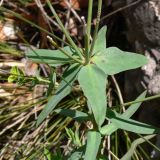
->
[36,64,81,126]
[121,135,155,160]
[0,42,22,56]
[78,64,107,127]
[84,131,101,160]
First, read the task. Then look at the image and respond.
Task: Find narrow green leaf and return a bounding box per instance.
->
[84,131,101,160]
[46,72,56,96]
[54,109,89,122]
[121,135,155,160]
[65,128,75,140]
[0,42,22,56]
[36,64,81,126]
[92,47,148,75]
[123,91,147,118]
[100,91,147,135]
[93,26,107,54]
[78,64,107,127]
[44,148,54,160]
[27,46,78,66]
[107,110,160,134]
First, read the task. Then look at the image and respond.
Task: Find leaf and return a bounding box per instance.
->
[84,131,101,160]
[8,67,18,83]
[107,110,160,134]
[8,66,25,86]
[78,64,107,127]
[46,71,56,96]
[54,109,89,122]
[65,127,75,140]
[65,127,81,147]
[100,91,147,135]
[122,91,147,118]
[121,135,155,160]
[36,63,81,126]
[68,146,85,160]
[68,150,83,160]
[8,66,23,83]
[93,26,107,54]
[100,123,118,136]
[92,47,148,75]
[26,46,78,66]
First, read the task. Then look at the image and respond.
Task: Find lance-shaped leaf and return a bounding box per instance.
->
[36,63,81,126]
[122,91,147,118]
[78,64,107,127]
[100,91,147,135]
[121,135,155,160]
[92,47,148,75]
[93,26,107,54]
[107,110,160,134]
[84,131,101,160]
[54,109,90,122]
[27,46,78,66]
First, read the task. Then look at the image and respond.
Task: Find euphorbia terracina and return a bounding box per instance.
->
[26,0,160,159]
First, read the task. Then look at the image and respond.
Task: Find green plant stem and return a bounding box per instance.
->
[85,0,93,64]
[0,68,49,83]
[138,145,151,160]
[46,0,83,60]
[123,131,139,160]
[47,36,83,64]
[89,0,102,56]
[115,131,118,156]
[111,75,125,112]
[37,76,51,83]
[114,93,160,108]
